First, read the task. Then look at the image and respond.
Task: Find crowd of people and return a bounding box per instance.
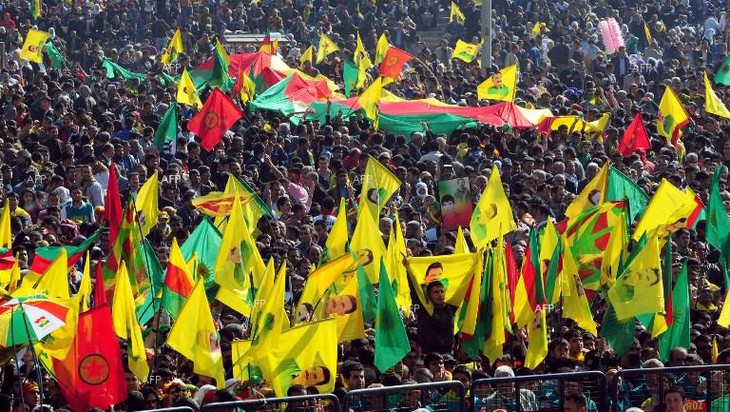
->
[0,0,730,411]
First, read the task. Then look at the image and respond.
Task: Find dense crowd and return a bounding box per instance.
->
[1,0,730,411]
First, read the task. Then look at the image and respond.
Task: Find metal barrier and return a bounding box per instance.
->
[201,394,339,412]
[609,364,730,412]
[344,381,466,412]
[140,408,195,412]
[471,371,608,412]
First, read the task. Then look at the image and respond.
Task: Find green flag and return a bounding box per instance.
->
[658,261,690,361]
[101,58,146,82]
[210,48,233,91]
[600,301,636,357]
[180,218,221,298]
[715,55,730,86]
[44,42,65,69]
[356,263,376,323]
[374,258,410,372]
[153,103,178,151]
[544,238,561,304]
[136,239,165,325]
[606,166,650,222]
[706,166,730,283]
[343,60,358,97]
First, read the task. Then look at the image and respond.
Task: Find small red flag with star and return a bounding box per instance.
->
[617,112,651,157]
[188,87,243,151]
[52,305,127,412]
[378,47,415,80]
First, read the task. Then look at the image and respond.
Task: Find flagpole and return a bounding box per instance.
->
[480,0,492,74]
[19,303,45,408]
[10,307,27,410]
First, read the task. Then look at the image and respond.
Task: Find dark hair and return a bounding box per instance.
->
[424,352,443,366]
[664,385,686,401]
[565,392,587,407]
[340,360,364,380]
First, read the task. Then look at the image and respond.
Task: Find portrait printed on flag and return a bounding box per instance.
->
[438,178,473,230]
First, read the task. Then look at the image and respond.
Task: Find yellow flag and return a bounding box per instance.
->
[644,22,653,44]
[296,253,358,324]
[20,29,49,63]
[524,307,548,369]
[562,242,597,336]
[177,68,203,109]
[330,273,367,342]
[483,237,511,361]
[32,249,70,299]
[470,166,517,250]
[323,197,349,263]
[112,261,149,382]
[250,261,289,351]
[276,319,338,396]
[357,54,373,88]
[6,257,20,292]
[477,64,517,102]
[705,72,730,119]
[215,38,230,66]
[300,45,313,67]
[375,33,389,65]
[135,170,159,237]
[167,280,225,388]
[75,252,92,312]
[452,39,480,63]
[359,156,402,218]
[540,220,561,305]
[356,77,383,129]
[386,213,411,315]
[405,253,480,314]
[214,198,265,316]
[239,72,257,104]
[657,86,689,145]
[601,212,627,288]
[607,234,664,321]
[565,163,608,220]
[354,32,368,64]
[449,1,466,23]
[720,290,730,328]
[213,174,266,231]
[633,179,699,241]
[316,34,339,64]
[455,226,469,254]
[0,200,10,249]
[713,337,720,363]
[459,252,483,336]
[350,203,386,283]
[161,29,184,65]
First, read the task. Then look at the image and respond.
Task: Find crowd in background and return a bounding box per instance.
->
[0,0,730,411]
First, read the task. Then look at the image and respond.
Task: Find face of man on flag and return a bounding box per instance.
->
[325,295,357,316]
[292,365,331,387]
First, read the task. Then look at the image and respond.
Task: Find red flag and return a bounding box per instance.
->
[52,305,127,412]
[94,262,107,308]
[378,47,415,80]
[188,88,243,151]
[105,164,122,249]
[617,113,651,157]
